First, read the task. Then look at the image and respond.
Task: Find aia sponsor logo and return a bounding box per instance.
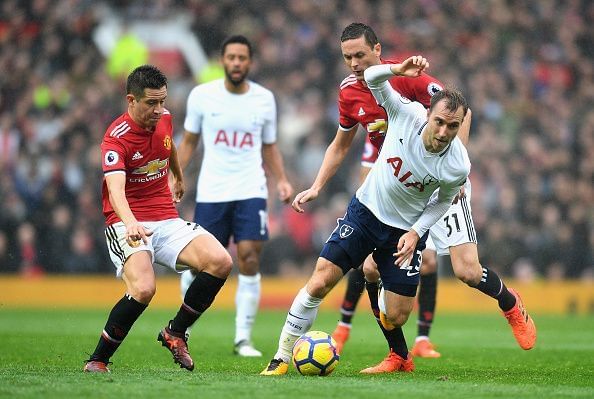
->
[214,130,254,148]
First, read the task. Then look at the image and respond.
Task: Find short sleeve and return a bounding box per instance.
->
[183,86,203,134]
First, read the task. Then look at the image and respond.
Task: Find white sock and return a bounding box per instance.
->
[180,269,196,299]
[235,273,261,344]
[274,287,322,363]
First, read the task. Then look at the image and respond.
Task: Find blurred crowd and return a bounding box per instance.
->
[0,0,592,280]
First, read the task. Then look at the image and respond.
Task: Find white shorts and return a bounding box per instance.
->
[104,218,211,277]
[428,181,477,256]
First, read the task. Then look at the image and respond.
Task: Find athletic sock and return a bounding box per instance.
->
[339,268,365,325]
[170,271,226,334]
[366,281,408,359]
[417,272,437,337]
[234,273,261,344]
[89,294,147,363]
[473,266,516,312]
[274,287,322,363]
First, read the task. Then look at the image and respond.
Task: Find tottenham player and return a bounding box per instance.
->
[84,65,232,373]
[261,56,471,375]
[176,35,293,357]
[328,22,446,358]
[323,23,535,367]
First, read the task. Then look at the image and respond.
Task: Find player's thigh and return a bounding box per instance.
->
[232,198,268,242]
[449,241,482,284]
[194,201,233,246]
[431,195,477,256]
[177,233,232,278]
[305,257,347,298]
[151,218,231,277]
[121,251,156,302]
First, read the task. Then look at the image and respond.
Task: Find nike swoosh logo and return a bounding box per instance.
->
[406,271,420,277]
[399,138,403,144]
[288,311,307,320]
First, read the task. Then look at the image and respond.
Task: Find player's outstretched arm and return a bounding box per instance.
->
[291,126,357,213]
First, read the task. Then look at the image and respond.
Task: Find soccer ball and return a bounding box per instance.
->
[292,330,340,376]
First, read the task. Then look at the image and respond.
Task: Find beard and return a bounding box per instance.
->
[225,69,248,87]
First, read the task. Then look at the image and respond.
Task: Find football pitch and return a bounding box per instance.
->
[0,308,592,399]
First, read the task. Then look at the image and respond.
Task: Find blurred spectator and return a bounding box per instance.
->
[0,0,591,279]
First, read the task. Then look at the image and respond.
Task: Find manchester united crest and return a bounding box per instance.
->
[163,135,172,150]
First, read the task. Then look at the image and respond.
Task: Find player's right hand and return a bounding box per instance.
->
[291,188,319,213]
[125,221,154,247]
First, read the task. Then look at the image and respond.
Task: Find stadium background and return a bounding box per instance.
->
[0,0,592,314]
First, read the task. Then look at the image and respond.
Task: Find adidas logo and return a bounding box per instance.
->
[358,107,365,116]
[132,151,143,160]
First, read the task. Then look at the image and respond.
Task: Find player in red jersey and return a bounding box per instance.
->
[83,65,232,373]
[329,24,446,359]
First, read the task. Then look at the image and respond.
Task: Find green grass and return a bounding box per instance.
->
[0,308,592,399]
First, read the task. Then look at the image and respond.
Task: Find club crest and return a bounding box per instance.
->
[339,224,354,239]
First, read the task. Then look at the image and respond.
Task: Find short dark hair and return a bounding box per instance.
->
[221,35,253,57]
[340,23,379,48]
[429,86,469,117]
[126,65,167,98]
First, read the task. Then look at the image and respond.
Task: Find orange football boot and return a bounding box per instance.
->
[331,324,351,354]
[503,288,536,350]
[360,351,414,374]
[411,338,441,358]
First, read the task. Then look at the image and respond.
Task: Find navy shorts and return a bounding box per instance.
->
[194,198,268,247]
[320,196,427,297]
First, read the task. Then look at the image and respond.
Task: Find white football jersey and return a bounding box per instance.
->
[184,79,277,202]
[357,65,470,233]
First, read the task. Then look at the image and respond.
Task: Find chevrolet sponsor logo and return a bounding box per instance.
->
[132,158,168,176]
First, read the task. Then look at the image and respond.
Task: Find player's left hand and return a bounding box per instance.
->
[171,178,185,203]
[398,55,429,77]
[277,180,294,204]
[394,230,420,266]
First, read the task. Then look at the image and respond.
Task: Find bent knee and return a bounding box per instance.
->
[385,310,410,328]
[131,284,156,304]
[212,251,233,277]
[362,259,380,282]
[453,260,482,285]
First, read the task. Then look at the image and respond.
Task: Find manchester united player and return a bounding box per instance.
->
[83,65,232,373]
[261,55,471,376]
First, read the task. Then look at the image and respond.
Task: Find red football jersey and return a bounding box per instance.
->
[100,111,179,225]
[338,59,443,164]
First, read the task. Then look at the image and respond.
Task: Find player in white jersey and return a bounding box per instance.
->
[176,35,293,357]
[262,56,471,375]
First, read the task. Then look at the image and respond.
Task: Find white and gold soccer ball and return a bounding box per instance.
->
[292,330,340,376]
